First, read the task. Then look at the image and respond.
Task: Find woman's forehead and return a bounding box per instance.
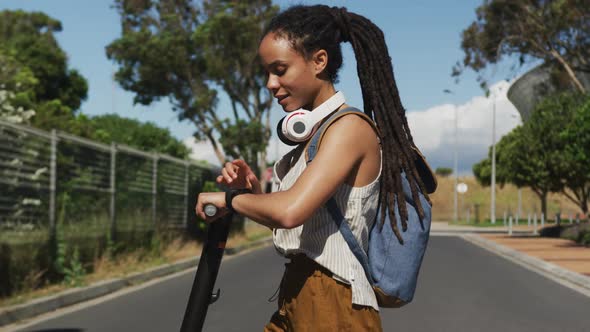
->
[258,32,299,64]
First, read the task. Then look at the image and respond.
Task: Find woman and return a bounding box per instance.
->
[195,5,431,331]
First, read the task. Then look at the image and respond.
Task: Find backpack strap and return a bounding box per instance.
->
[304,106,378,285]
[303,106,435,286]
[305,107,381,164]
[304,106,436,193]
[325,198,375,285]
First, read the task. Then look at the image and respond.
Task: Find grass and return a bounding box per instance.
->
[0,221,272,308]
[430,175,582,222]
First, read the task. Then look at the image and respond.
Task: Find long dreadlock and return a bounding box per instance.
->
[262,5,432,243]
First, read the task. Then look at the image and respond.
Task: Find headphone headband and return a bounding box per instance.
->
[277,91,346,146]
[304,91,346,124]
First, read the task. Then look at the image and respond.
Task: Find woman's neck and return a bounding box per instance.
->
[309,85,337,110]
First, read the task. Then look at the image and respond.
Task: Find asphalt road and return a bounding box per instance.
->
[15,236,590,332]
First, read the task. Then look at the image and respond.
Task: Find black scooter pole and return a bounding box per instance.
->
[180,205,231,332]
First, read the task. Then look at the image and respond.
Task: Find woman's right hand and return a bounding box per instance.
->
[217,159,263,194]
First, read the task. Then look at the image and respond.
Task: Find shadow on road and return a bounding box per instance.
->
[27,329,84,332]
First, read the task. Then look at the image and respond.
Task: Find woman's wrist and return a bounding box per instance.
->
[225,188,252,213]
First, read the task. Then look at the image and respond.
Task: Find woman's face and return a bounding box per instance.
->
[258,32,323,112]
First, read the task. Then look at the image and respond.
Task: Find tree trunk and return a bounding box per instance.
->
[258,150,267,179]
[550,49,587,93]
[541,191,548,218]
[533,188,548,217]
[261,103,272,179]
[561,186,590,216]
[205,132,226,166]
[582,187,589,215]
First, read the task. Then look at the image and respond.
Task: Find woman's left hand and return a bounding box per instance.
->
[195,192,229,223]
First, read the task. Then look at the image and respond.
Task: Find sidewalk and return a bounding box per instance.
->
[431,221,590,295]
[478,233,590,277]
[430,221,556,234]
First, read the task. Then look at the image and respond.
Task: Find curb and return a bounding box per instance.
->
[0,236,273,327]
[429,223,540,235]
[461,233,590,296]
[430,229,534,235]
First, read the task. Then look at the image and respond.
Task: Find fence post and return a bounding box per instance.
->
[184,161,189,227]
[517,188,522,224]
[110,143,117,241]
[49,129,57,239]
[528,212,531,227]
[152,154,158,225]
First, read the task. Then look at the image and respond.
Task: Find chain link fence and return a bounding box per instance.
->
[0,119,218,296]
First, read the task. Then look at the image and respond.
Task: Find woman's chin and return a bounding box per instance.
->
[282,104,298,112]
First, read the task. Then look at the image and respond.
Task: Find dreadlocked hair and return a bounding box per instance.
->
[263,5,431,244]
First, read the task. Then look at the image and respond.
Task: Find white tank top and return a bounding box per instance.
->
[271,140,382,310]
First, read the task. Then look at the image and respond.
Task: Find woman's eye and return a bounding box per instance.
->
[275,67,286,76]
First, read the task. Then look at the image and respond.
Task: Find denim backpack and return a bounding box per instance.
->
[305,107,437,308]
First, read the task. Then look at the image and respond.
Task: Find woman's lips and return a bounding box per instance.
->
[277,95,288,105]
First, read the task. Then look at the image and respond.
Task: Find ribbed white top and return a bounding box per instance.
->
[271,143,381,310]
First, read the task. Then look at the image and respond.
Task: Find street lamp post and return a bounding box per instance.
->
[490,85,505,225]
[453,104,458,223]
[444,89,458,223]
[491,93,497,224]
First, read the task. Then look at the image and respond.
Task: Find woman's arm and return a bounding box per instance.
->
[196,114,379,229]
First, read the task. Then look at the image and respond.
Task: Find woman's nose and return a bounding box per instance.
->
[266,74,279,91]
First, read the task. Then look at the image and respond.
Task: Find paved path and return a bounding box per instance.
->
[10,236,590,332]
[431,221,590,277]
[433,221,590,298]
[480,233,590,276]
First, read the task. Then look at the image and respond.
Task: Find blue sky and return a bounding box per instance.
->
[0,0,530,173]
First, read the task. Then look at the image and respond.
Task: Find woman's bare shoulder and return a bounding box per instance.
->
[322,112,380,149]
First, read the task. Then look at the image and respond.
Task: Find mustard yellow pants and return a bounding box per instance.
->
[264,254,382,332]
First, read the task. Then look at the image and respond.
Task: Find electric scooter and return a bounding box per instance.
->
[180,204,228,332]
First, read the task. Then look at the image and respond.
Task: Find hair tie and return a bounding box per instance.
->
[331,7,351,42]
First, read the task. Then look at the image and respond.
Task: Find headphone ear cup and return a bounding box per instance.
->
[276,118,299,146]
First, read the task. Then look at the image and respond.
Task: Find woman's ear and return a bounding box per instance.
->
[312,49,328,75]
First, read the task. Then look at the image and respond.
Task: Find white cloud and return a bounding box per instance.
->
[183,135,293,168]
[184,81,521,176]
[407,81,522,175]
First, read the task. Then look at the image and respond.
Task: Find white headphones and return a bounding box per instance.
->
[277,91,346,146]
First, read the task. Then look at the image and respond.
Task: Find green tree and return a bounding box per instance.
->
[0,88,35,124]
[106,0,278,176]
[453,0,589,93]
[472,146,511,188]
[0,50,38,102]
[435,167,453,177]
[497,126,562,217]
[90,114,190,159]
[472,158,491,186]
[474,126,559,217]
[557,94,590,214]
[473,92,589,216]
[0,10,89,130]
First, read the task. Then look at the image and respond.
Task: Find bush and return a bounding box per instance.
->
[539,224,563,238]
[541,222,590,247]
[435,167,453,177]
